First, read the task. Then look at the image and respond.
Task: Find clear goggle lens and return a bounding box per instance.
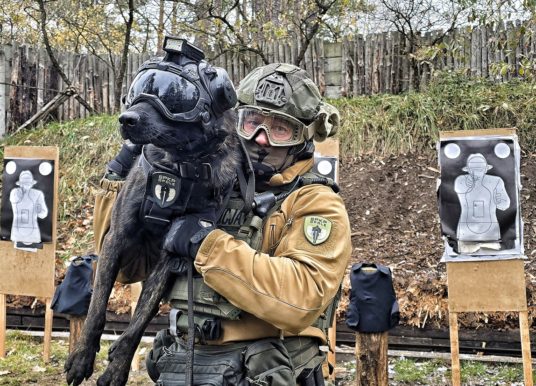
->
[237,107,306,146]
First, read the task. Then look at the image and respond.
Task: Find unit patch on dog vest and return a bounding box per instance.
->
[151,171,180,208]
[304,216,332,245]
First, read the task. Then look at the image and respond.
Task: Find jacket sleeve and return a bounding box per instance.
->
[93,178,124,254]
[194,184,352,333]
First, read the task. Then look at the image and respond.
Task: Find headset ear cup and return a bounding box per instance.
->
[210,69,237,116]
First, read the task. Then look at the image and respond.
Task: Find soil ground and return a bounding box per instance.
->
[338,151,536,330]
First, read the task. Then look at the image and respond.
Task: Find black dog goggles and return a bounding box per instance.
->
[125,67,210,123]
[237,106,307,147]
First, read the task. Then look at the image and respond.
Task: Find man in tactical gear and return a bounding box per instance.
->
[95,62,351,385]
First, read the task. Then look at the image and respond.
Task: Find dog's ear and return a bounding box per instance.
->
[122,95,127,105]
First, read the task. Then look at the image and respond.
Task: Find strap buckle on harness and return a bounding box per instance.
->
[179,162,212,181]
[169,309,182,337]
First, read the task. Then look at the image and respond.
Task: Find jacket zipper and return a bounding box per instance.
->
[269,216,294,255]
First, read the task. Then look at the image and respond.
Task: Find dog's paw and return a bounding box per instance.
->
[97,360,130,386]
[107,336,121,360]
[64,347,97,385]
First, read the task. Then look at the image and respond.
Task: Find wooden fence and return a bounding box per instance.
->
[1,20,535,135]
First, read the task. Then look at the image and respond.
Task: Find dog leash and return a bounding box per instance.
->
[186,260,195,386]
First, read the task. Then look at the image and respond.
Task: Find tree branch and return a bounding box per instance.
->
[36,0,95,114]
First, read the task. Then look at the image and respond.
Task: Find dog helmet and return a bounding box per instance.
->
[125,37,237,134]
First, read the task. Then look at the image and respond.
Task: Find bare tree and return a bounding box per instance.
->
[114,0,136,110]
[371,0,468,89]
[167,0,344,67]
[35,0,95,113]
[36,0,137,110]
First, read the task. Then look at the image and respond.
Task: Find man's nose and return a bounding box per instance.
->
[254,130,270,147]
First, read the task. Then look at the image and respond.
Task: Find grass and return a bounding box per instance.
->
[0,331,151,385]
[330,71,536,156]
[336,356,529,385]
[1,333,531,386]
[393,358,445,384]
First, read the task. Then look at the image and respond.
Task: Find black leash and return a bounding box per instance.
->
[186,261,195,386]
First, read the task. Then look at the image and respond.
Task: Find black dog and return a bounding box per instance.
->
[64,99,240,386]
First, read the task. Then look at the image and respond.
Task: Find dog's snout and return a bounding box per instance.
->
[119,111,140,126]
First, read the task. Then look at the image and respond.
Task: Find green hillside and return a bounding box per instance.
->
[332,72,536,156]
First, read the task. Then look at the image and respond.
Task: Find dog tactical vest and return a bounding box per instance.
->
[138,148,219,227]
[164,172,341,342]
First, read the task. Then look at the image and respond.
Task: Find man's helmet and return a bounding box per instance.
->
[237,63,340,145]
[124,37,237,134]
[236,63,340,188]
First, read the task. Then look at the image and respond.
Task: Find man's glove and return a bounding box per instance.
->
[106,141,142,179]
[163,209,217,260]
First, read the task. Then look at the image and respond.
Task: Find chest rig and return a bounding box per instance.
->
[165,169,340,343]
[138,147,218,227]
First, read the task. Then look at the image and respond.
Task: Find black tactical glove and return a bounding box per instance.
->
[163,209,217,260]
[106,141,142,179]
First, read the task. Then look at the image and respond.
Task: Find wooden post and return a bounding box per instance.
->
[68,259,97,353]
[448,312,461,386]
[43,297,53,362]
[519,310,533,386]
[0,293,6,358]
[354,332,388,386]
[68,316,86,354]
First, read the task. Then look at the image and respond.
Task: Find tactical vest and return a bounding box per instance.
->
[164,172,341,342]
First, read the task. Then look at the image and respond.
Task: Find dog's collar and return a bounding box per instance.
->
[138,146,212,181]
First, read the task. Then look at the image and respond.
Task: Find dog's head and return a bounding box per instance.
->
[118,46,237,154]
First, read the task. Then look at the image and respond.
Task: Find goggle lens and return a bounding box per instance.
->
[126,69,200,115]
[238,108,305,146]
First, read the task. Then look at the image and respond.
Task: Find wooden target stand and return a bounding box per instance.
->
[0,146,59,362]
[447,259,532,386]
[440,129,532,386]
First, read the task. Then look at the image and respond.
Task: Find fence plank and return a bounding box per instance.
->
[9,46,21,129]
[391,32,400,93]
[0,45,8,136]
[506,21,516,79]
[481,25,488,78]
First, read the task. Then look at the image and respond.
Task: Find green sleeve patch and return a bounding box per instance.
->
[304,216,332,245]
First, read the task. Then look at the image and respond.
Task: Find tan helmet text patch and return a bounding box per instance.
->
[304,216,332,245]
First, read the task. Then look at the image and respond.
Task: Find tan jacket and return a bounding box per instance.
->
[93,158,352,343]
[195,158,352,343]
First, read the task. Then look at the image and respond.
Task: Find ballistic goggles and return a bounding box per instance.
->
[125,64,210,123]
[237,106,310,147]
